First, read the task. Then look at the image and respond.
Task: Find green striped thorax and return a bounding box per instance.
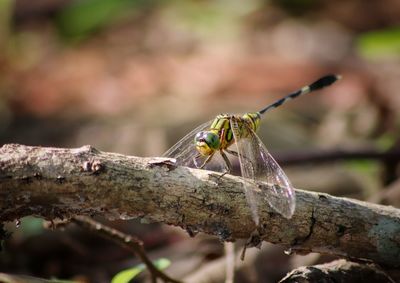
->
[194,112,261,156]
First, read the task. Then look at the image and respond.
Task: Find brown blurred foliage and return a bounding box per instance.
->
[1,0,400,282]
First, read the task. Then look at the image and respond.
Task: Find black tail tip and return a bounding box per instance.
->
[309,74,341,91]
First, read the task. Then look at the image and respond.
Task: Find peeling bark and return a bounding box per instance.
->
[280,259,395,283]
[0,144,400,268]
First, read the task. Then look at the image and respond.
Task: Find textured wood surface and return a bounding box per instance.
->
[280,259,395,283]
[0,144,399,268]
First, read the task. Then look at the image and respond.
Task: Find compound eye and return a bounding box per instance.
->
[204,132,220,149]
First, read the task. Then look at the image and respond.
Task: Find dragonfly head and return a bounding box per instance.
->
[194,131,220,156]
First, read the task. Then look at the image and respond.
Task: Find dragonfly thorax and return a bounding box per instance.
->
[194,112,261,156]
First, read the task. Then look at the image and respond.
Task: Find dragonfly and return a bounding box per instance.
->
[164,75,340,225]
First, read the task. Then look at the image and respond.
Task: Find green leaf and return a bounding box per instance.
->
[56,0,157,39]
[375,133,396,150]
[153,258,171,270]
[111,263,146,283]
[0,0,13,48]
[344,160,379,175]
[357,27,400,59]
[56,0,130,38]
[111,258,171,283]
[19,217,44,238]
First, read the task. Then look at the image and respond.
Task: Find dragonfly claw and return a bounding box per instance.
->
[208,171,229,186]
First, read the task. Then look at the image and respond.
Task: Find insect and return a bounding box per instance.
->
[164,75,340,225]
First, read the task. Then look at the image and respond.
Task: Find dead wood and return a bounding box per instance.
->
[0,144,400,268]
[279,259,395,283]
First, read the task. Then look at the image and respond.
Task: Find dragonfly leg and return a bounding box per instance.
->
[218,150,233,179]
[197,153,214,169]
[226,149,255,174]
[225,149,239,157]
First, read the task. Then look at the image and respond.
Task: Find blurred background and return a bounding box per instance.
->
[1,0,400,282]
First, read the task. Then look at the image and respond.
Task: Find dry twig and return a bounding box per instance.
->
[72,216,181,283]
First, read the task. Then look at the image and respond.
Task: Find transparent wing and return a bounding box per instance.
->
[163,120,226,172]
[163,120,212,166]
[230,118,295,224]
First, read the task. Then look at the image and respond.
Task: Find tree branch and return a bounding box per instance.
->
[0,144,400,268]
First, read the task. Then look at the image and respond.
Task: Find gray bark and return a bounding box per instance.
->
[279,259,395,283]
[0,144,399,268]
